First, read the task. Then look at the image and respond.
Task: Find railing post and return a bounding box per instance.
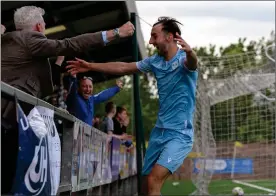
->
[131,12,144,195]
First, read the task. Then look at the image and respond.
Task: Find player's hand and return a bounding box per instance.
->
[66,58,91,75]
[116,79,124,89]
[118,21,135,38]
[174,33,193,54]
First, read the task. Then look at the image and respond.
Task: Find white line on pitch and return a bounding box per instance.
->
[232,180,275,194]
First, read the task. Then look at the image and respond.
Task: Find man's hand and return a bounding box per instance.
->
[174,33,192,54]
[118,21,135,38]
[174,33,198,70]
[120,133,132,140]
[116,79,124,89]
[120,133,128,140]
[67,58,91,75]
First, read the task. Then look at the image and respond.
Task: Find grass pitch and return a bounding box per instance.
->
[161,179,276,195]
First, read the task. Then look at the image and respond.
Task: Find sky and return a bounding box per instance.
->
[135,1,275,49]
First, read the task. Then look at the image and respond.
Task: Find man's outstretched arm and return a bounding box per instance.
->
[27,22,135,57]
[93,86,120,104]
[93,80,123,104]
[67,58,140,75]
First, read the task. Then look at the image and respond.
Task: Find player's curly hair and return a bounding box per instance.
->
[153,16,183,37]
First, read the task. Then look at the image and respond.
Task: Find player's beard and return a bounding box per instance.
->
[157,48,165,57]
[156,45,167,57]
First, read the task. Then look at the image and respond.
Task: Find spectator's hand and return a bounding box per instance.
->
[116,79,123,89]
[120,133,128,140]
[118,21,135,38]
[55,56,65,66]
[67,58,91,75]
[1,24,6,34]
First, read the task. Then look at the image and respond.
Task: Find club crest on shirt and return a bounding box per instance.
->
[171,61,179,70]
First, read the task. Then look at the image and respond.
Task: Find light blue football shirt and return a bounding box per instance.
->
[136,49,198,131]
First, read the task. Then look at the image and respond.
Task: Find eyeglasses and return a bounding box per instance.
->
[82,76,93,81]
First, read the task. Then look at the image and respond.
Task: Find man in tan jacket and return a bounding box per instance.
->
[1,5,134,123]
[1,5,134,194]
[2,6,134,98]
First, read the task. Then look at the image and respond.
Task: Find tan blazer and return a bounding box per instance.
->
[1,30,104,98]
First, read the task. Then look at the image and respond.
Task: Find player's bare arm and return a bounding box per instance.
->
[174,33,198,70]
[66,58,139,75]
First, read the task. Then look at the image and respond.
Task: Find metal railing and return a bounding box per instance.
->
[1,82,137,195]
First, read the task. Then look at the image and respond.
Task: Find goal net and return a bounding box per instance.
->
[191,44,276,195]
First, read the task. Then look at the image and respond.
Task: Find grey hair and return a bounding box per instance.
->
[14,6,45,30]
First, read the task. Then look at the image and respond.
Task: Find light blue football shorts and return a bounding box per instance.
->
[142,127,194,175]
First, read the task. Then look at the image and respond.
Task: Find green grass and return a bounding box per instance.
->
[161,179,276,195]
[161,180,195,195]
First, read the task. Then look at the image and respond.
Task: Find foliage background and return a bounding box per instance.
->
[94,30,275,142]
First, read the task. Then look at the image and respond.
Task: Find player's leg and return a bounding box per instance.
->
[146,163,171,196]
[147,129,194,195]
[141,127,163,196]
